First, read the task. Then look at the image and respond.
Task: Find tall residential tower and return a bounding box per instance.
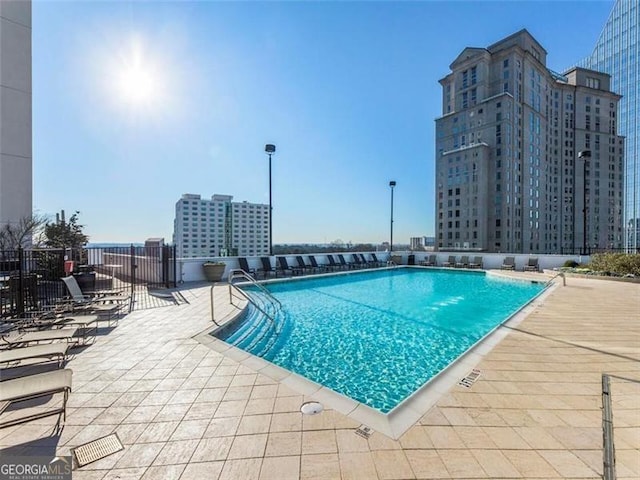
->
[435,30,624,254]
[579,0,639,250]
[0,1,32,231]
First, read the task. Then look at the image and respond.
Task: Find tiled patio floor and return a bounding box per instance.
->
[1,273,638,479]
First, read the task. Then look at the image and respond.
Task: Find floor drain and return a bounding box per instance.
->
[355,425,374,439]
[458,369,481,388]
[300,401,324,415]
[71,433,124,468]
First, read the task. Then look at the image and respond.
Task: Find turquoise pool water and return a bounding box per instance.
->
[218,268,545,413]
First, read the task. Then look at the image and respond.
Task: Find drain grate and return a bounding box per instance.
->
[71,433,124,468]
[355,425,374,439]
[458,369,481,388]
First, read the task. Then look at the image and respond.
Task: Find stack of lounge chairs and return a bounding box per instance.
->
[0,275,130,430]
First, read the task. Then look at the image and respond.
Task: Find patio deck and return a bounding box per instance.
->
[0,273,638,479]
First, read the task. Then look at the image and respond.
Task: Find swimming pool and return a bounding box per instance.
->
[216,268,546,413]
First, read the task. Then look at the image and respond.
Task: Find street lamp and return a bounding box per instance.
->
[265,144,276,256]
[389,181,396,252]
[578,150,591,254]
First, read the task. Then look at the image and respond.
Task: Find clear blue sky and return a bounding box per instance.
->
[33,0,613,245]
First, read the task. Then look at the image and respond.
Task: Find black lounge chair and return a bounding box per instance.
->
[238,257,257,277]
[408,254,416,266]
[338,254,356,269]
[351,254,365,269]
[277,257,302,276]
[296,256,313,274]
[259,257,277,278]
[359,253,376,268]
[326,255,342,271]
[370,253,385,267]
[308,256,328,273]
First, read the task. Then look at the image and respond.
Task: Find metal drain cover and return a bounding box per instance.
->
[355,424,374,439]
[300,401,324,415]
[458,368,481,388]
[71,433,124,468]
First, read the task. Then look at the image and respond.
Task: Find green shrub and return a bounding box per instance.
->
[563,260,579,268]
[588,253,640,276]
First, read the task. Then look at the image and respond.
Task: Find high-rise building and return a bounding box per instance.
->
[173,194,270,258]
[435,30,624,254]
[579,0,639,251]
[0,1,32,230]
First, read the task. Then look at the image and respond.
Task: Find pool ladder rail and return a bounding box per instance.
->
[224,269,285,356]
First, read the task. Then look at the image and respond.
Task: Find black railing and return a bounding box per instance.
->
[1,245,177,318]
[560,247,640,256]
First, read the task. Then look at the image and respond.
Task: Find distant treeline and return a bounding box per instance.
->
[273,244,409,254]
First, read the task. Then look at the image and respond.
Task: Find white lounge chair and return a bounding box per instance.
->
[1,327,78,349]
[0,343,70,369]
[62,276,130,305]
[0,369,72,428]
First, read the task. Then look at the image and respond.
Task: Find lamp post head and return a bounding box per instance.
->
[265,144,276,154]
[389,180,396,188]
[578,150,591,158]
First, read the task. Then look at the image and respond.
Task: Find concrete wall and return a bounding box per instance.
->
[176,251,587,283]
[0,1,32,227]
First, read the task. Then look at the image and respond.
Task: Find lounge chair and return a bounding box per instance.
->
[524,257,539,272]
[308,256,328,273]
[1,327,79,349]
[351,254,365,269]
[0,369,72,428]
[370,253,386,267]
[420,254,437,266]
[455,256,469,268]
[62,276,129,305]
[0,343,70,369]
[295,256,313,274]
[238,257,257,277]
[501,256,516,270]
[277,257,301,276]
[443,255,456,267]
[259,257,276,279]
[326,255,341,271]
[469,256,483,269]
[337,254,355,270]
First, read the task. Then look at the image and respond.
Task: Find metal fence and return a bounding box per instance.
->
[0,245,176,318]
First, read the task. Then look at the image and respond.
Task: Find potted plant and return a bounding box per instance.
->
[202,261,226,282]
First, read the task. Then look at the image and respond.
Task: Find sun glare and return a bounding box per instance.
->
[111,38,165,109]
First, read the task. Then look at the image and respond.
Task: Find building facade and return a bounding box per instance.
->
[0,1,32,231]
[435,30,625,254]
[579,0,639,251]
[173,194,269,258]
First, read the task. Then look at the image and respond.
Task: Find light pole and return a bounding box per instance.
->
[389,181,396,251]
[265,144,276,256]
[578,150,591,254]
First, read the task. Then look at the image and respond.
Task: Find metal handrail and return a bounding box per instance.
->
[228,269,282,307]
[546,271,566,287]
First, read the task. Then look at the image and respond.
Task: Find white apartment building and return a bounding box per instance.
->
[173,194,270,258]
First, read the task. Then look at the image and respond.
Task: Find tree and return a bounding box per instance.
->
[43,211,89,248]
[0,213,48,250]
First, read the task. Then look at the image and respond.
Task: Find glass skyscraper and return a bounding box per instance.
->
[580,0,639,250]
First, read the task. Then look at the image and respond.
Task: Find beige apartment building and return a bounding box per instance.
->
[0,1,32,231]
[435,29,624,254]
